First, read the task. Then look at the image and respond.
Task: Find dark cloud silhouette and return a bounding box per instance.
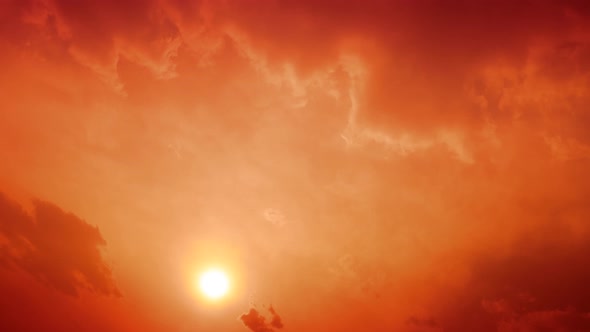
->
[268,305,284,329]
[240,306,284,332]
[240,308,273,332]
[0,192,119,297]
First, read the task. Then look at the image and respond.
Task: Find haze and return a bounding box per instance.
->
[1,1,590,331]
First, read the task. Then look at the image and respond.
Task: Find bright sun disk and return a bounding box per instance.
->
[198,269,230,300]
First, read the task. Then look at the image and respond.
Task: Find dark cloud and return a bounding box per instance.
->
[497,309,590,332]
[0,193,145,332]
[240,306,284,332]
[411,221,590,332]
[0,192,120,297]
[268,305,284,329]
[240,308,273,332]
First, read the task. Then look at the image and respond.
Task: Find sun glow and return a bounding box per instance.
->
[198,269,230,300]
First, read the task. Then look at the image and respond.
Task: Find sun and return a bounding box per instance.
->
[198,268,230,300]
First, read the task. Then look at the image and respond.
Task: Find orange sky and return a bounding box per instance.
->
[1,1,590,331]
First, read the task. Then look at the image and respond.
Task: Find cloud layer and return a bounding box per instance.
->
[1,1,590,331]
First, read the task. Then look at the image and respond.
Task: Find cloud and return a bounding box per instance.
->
[268,306,284,329]
[408,220,590,332]
[262,208,287,227]
[207,0,590,161]
[8,0,588,157]
[0,192,119,297]
[3,1,590,331]
[4,0,184,93]
[239,306,284,332]
[497,310,590,332]
[0,193,155,332]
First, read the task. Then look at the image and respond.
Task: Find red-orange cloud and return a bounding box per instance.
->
[240,306,284,332]
[0,193,156,331]
[0,192,119,297]
[1,1,590,332]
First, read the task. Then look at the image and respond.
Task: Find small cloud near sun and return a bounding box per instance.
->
[239,305,284,332]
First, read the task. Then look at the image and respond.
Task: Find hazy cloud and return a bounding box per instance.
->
[0,192,119,297]
[411,221,590,331]
[2,1,590,331]
[262,208,287,227]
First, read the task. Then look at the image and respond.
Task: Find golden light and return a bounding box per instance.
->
[198,268,230,300]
